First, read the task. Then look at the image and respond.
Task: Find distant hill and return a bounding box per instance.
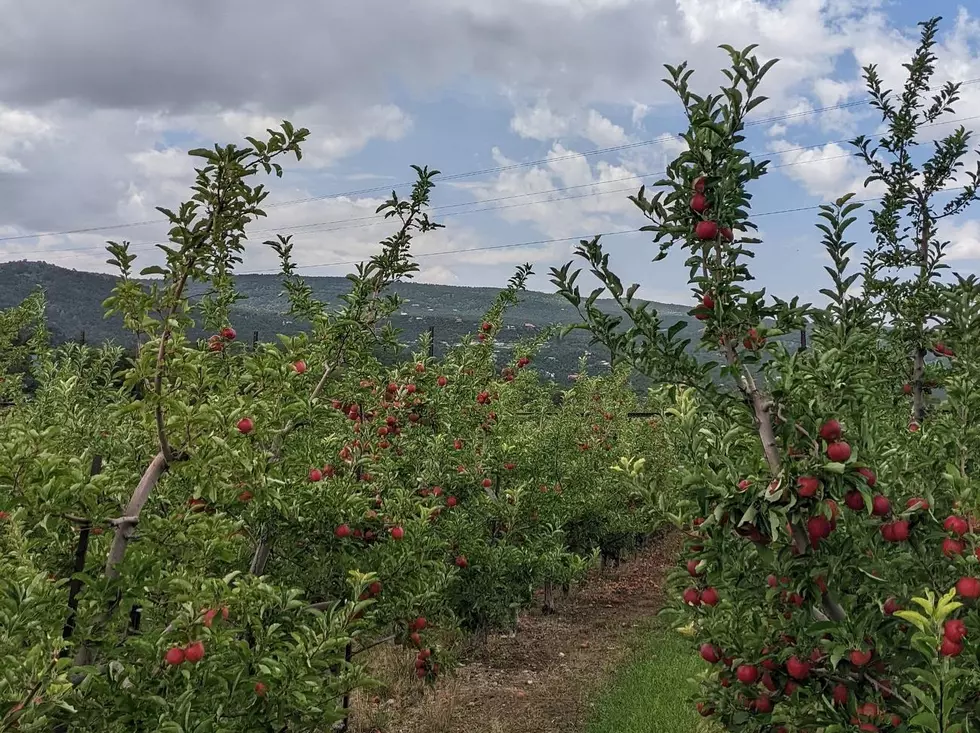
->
[0,260,800,386]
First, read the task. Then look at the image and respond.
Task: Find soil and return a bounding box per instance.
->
[349,529,681,733]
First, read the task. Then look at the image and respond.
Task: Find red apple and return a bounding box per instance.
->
[736,664,759,684]
[700,644,721,664]
[165,647,185,666]
[944,516,969,536]
[956,576,980,599]
[184,641,205,664]
[796,476,820,498]
[940,637,963,657]
[237,417,254,434]
[871,495,890,516]
[695,220,719,240]
[826,441,851,462]
[849,649,872,667]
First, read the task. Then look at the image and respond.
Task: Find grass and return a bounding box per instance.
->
[586,623,721,733]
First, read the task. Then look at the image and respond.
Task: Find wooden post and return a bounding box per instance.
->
[428,325,435,358]
[800,328,808,352]
[61,455,103,645]
[252,330,259,350]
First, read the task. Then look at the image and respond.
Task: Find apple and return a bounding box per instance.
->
[221,327,236,340]
[184,640,205,664]
[956,576,980,599]
[165,647,185,666]
[826,441,851,462]
[237,417,254,434]
[292,360,306,374]
[881,520,910,542]
[682,587,701,606]
[693,176,707,193]
[446,496,458,508]
[335,524,351,539]
[699,643,721,664]
[849,649,872,667]
[844,490,865,511]
[695,220,719,240]
[785,656,810,680]
[944,515,969,536]
[736,664,759,684]
[701,587,719,606]
[807,515,831,547]
[819,419,842,441]
[943,538,966,557]
[871,495,890,516]
[482,478,493,488]
[455,555,468,568]
[856,467,877,486]
[391,526,404,540]
[833,683,849,706]
[481,321,493,332]
[720,226,734,242]
[690,193,709,213]
[883,597,901,615]
[413,617,427,631]
[437,376,448,387]
[940,637,963,657]
[254,682,267,697]
[309,468,322,483]
[902,383,912,394]
[906,497,929,511]
[796,476,819,498]
[944,618,967,643]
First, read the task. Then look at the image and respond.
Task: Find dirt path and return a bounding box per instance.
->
[350,530,681,733]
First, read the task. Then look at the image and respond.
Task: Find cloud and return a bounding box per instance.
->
[1,0,979,296]
[510,102,628,147]
[767,139,886,200]
[945,219,980,261]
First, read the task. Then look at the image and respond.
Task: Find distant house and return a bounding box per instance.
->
[524,322,536,329]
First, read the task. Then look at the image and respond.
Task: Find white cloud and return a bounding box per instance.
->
[768,138,885,200]
[510,101,627,147]
[945,219,980,261]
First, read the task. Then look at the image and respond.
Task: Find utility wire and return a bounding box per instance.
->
[19,108,980,263]
[2,76,978,246]
[237,186,964,275]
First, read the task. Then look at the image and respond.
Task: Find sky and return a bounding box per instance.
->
[0,0,979,307]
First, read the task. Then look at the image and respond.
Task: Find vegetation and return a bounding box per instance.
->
[0,124,675,731]
[4,12,980,733]
[587,624,717,733]
[556,14,980,732]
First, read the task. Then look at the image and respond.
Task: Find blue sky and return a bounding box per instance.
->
[0,0,978,308]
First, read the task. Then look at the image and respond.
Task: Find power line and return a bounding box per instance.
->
[237,187,963,275]
[3,76,978,245]
[19,109,980,263]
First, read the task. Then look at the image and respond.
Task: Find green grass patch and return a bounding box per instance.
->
[586,623,720,733]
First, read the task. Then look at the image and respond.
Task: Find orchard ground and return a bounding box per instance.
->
[348,530,696,733]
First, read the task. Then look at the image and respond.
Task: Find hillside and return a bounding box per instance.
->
[0,260,706,381]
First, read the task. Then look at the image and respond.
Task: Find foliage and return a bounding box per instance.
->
[555,15,980,732]
[0,122,674,730]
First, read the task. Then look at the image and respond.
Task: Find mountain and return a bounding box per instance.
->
[0,260,704,383]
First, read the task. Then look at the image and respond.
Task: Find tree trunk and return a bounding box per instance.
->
[542,581,556,615]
